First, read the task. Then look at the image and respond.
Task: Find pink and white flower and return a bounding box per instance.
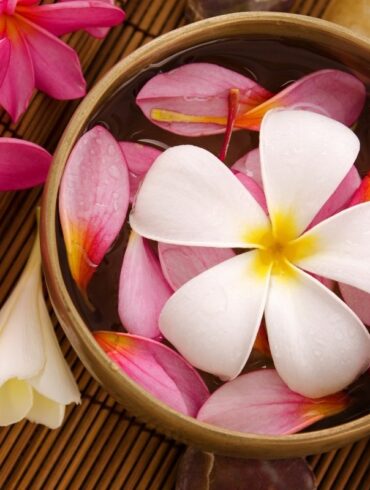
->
[0,0,125,121]
[130,109,370,398]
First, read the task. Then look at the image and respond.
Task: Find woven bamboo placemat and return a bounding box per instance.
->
[0,0,369,488]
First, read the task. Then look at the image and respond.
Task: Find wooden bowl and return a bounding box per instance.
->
[41,13,370,458]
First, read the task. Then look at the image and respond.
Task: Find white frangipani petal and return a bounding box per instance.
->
[0,235,45,385]
[265,266,370,398]
[159,251,271,380]
[130,145,269,248]
[0,380,33,426]
[260,110,360,238]
[294,202,370,294]
[0,229,80,428]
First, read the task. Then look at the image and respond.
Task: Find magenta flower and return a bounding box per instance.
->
[0,0,125,121]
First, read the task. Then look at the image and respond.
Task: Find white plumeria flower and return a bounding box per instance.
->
[0,231,80,428]
[130,110,370,398]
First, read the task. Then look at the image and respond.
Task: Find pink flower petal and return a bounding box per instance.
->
[119,141,162,202]
[309,166,361,227]
[59,125,129,291]
[235,172,267,212]
[0,38,10,89]
[236,69,366,130]
[340,283,370,327]
[0,22,35,122]
[118,232,172,339]
[158,242,234,290]
[136,63,272,136]
[94,331,209,416]
[17,1,125,38]
[197,370,348,435]
[231,148,262,187]
[350,171,370,206]
[0,138,51,190]
[15,15,86,100]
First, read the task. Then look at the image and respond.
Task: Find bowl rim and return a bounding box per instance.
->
[41,12,370,458]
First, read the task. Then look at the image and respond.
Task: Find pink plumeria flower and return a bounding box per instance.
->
[0,136,51,190]
[0,0,125,121]
[130,109,370,399]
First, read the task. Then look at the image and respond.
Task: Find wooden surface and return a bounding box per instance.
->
[0,0,369,488]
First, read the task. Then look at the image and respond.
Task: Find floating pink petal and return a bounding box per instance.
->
[119,142,162,202]
[136,62,272,136]
[0,0,125,121]
[0,138,52,190]
[158,242,235,290]
[94,331,210,416]
[59,125,129,291]
[18,0,125,38]
[236,69,366,130]
[118,231,172,339]
[0,38,10,88]
[197,370,348,435]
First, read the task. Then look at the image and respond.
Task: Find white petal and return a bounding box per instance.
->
[130,145,269,248]
[294,203,370,293]
[265,266,370,398]
[260,110,360,238]
[28,288,80,405]
[159,251,271,379]
[0,236,45,384]
[0,379,33,426]
[26,390,65,429]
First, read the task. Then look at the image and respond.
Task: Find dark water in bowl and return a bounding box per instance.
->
[57,38,370,431]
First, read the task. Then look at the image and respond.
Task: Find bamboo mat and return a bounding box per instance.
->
[0,0,369,488]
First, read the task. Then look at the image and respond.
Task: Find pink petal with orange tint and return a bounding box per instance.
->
[309,166,361,227]
[158,242,234,290]
[118,231,172,339]
[0,23,34,122]
[94,331,209,416]
[136,63,272,136]
[59,125,129,290]
[0,38,10,89]
[17,1,125,38]
[197,370,348,435]
[0,138,51,190]
[350,172,370,206]
[16,16,86,100]
[231,148,262,187]
[236,69,366,131]
[119,141,162,202]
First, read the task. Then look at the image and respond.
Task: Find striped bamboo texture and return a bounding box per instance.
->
[0,0,369,488]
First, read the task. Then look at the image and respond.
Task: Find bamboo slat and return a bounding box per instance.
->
[0,0,369,488]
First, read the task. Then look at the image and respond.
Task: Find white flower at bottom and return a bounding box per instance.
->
[0,231,80,428]
[130,109,370,398]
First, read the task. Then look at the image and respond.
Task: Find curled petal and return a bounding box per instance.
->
[159,251,271,380]
[118,231,172,339]
[309,165,361,227]
[261,110,360,238]
[0,138,52,191]
[339,284,370,327]
[130,145,269,248]
[59,126,129,290]
[119,141,162,202]
[0,22,34,122]
[0,37,10,89]
[236,69,366,130]
[94,331,209,416]
[0,380,33,426]
[265,266,370,398]
[197,370,348,435]
[294,203,370,294]
[158,242,234,290]
[16,16,86,100]
[231,148,263,187]
[137,63,272,136]
[18,1,125,38]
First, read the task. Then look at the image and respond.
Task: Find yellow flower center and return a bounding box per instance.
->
[246,212,318,280]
